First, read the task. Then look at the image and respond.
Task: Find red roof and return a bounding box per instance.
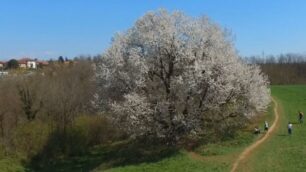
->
[18,58,34,64]
[38,61,49,65]
[0,61,5,64]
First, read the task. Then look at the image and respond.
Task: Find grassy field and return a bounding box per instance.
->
[100,134,252,172]
[237,85,306,172]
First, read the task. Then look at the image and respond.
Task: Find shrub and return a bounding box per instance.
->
[73,115,119,146]
[31,115,120,158]
[12,121,50,159]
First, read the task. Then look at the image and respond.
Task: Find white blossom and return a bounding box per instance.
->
[95,10,270,142]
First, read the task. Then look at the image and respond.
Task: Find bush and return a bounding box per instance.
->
[12,121,50,159]
[73,115,119,146]
[60,115,120,156]
[30,115,120,158]
[0,143,8,160]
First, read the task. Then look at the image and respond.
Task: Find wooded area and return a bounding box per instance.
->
[244,53,306,84]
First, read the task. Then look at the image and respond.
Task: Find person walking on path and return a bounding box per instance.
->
[298,111,304,123]
[288,122,293,135]
[254,126,260,134]
[264,121,269,131]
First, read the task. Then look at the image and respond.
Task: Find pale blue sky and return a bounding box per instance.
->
[1,0,306,60]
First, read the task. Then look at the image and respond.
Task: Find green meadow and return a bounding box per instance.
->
[238,85,306,172]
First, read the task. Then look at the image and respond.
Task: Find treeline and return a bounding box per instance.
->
[50,54,103,63]
[244,53,306,84]
[0,61,122,165]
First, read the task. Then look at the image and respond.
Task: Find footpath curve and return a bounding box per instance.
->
[230,97,280,172]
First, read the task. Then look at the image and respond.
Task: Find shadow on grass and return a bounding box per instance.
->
[25,138,178,172]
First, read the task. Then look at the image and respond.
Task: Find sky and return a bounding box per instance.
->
[1,0,306,60]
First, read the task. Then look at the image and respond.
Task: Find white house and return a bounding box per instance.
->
[27,61,37,69]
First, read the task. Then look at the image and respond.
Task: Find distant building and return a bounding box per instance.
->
[18,58,37,69]
[18,58,28,68]
[0,58,49,71]
[0,61,4,69]
[38,61,49,67]
[27,61,37,69]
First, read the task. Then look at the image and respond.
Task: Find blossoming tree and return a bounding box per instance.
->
[95,10,270,143]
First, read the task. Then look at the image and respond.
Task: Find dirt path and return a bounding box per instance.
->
[230,97,280,172]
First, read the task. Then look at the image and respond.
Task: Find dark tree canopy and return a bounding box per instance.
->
[6,59,19,69]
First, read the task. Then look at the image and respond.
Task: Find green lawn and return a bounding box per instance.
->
[100,151,226,172]
[100,134,249,172]
[237,85,306,172]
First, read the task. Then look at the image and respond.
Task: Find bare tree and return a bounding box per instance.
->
[17,78,43,121]
[40,62,95,132]
[244,53,306,84]
[0,78,22,139]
